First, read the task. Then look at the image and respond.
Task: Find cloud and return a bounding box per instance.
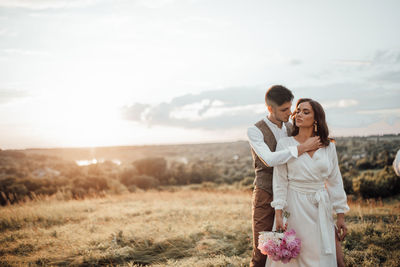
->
[0,89,30,104]
[135,0,176,8]
[321,99,359,109]
[315,49,400,85]
[122,82,400,132]
[0,0,98,9]
[371,70,400,83]
[121,103,150,121]
[332,49,400,67]
[2,49,50,57]
[135,0,201,9]
[372,49,400,65]
[297,83,399,109]
[169,102,265,122]
[332,121,400,137]
[332,60,372,66]
[297,83,400,128]
[357,108,400,116]
[367,49,400,84]
[122,86,267,129]
[289,59,302,66]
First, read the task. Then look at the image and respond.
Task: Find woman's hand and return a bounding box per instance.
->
[336,213,347,241]
[297,136,322,155]
[275,210,285,232]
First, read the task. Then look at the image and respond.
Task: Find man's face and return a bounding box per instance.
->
[270,101,292,122]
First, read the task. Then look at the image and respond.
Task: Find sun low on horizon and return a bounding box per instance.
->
[0,0,400,149]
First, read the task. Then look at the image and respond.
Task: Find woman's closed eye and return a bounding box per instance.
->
[296,110,309,115]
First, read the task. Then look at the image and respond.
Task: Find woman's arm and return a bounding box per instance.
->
[326,142,350,240]
[270,140,289,231]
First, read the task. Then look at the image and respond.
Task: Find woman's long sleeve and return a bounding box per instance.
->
[270,140,289,210]
[325,142,350,214]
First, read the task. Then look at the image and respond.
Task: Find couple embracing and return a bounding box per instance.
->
[247,85,349,267]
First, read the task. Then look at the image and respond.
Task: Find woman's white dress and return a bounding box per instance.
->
[266,137,349,267]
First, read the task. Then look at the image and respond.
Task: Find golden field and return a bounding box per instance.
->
[0,189,399,267]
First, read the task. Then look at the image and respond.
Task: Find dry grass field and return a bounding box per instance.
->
[0,189,399,266]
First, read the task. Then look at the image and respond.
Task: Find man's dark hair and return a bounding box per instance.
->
[265,85,294,107]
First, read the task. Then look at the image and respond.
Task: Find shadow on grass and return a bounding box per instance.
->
[41,229,251,266]
[345,214,398,224]
[0,215,85,233]
[343,218,400,267]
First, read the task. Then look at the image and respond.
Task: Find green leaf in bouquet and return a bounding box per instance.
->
[283,210,290,219]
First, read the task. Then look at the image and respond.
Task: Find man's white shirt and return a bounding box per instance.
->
[247,117,298,167]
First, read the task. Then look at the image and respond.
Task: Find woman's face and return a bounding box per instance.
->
[294,101,315,128]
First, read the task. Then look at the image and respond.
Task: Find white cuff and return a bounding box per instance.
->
[288,146,298,158]
[271,199,287,210]
[335,206,350,214]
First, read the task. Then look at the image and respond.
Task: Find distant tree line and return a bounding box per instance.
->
[0,135,399,205]
[0,151,225,205]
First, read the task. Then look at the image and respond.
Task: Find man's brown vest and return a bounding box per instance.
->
[250,119,293,194]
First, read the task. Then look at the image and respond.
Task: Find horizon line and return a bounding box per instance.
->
[2,133,399,151]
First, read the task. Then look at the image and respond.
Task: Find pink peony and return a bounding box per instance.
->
[258,229,301,263]
[258,243,268,255]
[281,249,291,258]
[286,237,301,250]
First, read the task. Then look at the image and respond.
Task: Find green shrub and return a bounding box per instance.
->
[356,158,373,170]
[186,163,218,184]
[353,167,400,198]
[71,175,110,198]
[120,174,159,190]
[167,162,190,185]
[239,177,254,187]
[133,157,167,179]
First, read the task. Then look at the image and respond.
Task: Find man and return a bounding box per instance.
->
[247,85,321,267]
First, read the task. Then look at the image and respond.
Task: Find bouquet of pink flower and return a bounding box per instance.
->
[258,229,301,263]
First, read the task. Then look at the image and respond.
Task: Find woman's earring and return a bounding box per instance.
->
[314,121,318,132]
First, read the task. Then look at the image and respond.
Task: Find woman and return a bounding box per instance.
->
[266,98,349,267]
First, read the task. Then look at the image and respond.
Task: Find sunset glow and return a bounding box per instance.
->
[0,0,399,149]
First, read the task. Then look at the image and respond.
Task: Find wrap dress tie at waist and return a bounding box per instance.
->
[288,180,334,255]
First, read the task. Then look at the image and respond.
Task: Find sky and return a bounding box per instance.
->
[0,0,399,149]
